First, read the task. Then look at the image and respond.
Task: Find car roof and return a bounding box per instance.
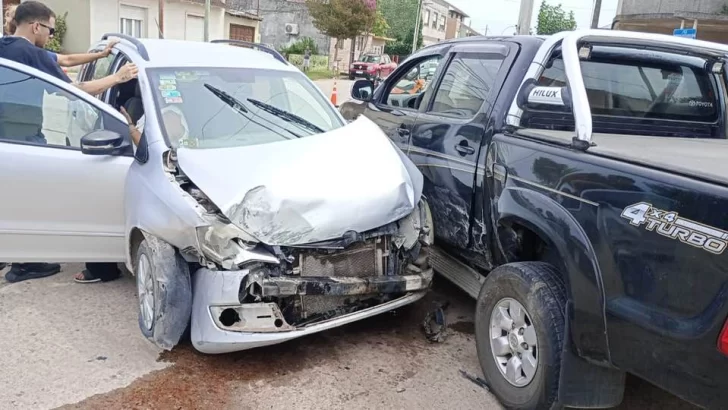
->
[114,38,297,71]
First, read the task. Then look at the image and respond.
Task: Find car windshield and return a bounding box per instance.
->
[147,67,343,149]
[361,55,381,63]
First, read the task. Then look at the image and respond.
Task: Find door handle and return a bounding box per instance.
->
[397,127,411,137]
[391,110,406,117]
[455,143,475,155]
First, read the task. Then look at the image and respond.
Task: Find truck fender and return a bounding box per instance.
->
[495,188,626,407]
[495,186,610,362]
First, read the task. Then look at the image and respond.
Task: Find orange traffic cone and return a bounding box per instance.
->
[330,79,338,106]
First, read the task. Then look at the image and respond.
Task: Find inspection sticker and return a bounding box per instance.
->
[159,84,177,91]
[161,90,181,98]
[159,74,176,80]
[165,97,183,104]
[159,79,177,86]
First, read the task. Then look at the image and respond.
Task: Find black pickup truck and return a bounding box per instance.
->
[339,30,728,409]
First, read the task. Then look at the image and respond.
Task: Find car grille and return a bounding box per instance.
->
[298,237,390,278]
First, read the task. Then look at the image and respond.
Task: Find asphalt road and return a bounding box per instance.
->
[0,264,697,410]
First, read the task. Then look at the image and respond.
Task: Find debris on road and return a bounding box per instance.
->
[422,301,450,343]
[459,370,490,391]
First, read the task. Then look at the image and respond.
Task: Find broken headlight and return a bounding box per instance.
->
[196,216,276,269]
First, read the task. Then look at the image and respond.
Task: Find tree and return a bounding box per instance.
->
[536,2,576,35]
[306,0,377,69]
[378,0,422,55]
[372,10,390,37]
[45,12,67,53]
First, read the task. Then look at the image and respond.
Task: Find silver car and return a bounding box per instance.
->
[0,36,434,354]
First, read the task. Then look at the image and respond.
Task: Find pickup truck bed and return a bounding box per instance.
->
[518,129,728,186]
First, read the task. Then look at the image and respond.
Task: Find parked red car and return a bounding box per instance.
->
[349,53,397,80]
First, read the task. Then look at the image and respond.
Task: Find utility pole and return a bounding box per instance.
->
[591,0,602,29]
[204,0,211,42]
[411,0,423,54]
[158,0,164,39]
[517,0,535,35]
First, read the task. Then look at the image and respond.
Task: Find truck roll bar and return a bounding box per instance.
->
[507,29,728,150]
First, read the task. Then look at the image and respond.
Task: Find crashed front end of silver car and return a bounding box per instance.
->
[166,117,434,353]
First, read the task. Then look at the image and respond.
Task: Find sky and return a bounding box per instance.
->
[446,0,620,36]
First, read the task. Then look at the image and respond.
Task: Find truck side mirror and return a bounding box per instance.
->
[351,79,374,102]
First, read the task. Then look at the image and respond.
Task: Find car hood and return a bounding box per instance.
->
[176,116,423,246]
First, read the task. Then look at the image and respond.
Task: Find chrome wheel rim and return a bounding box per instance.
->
[489,298,538,387]
[137,254,154,331]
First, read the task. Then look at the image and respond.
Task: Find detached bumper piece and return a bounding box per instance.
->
[248,268,434,298]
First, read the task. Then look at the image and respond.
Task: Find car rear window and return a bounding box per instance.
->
[534,54,719,123]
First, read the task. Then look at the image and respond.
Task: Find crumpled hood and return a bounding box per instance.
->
[177,116,423,246]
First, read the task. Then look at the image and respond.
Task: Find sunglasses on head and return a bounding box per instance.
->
[36,22,55,36]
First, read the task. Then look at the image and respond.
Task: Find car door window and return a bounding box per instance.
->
[429,54,505,118]
[91,53,116,80]
[0,66,124,148]
[382,56,442,109]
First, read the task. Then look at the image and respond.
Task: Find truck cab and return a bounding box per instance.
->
[340,31,728,409]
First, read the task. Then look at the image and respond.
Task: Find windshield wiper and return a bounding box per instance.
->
[204,83,249,114]
[203,83,301,139]
[246,98,325,134]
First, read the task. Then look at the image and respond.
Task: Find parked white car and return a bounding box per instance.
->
[0,36,433,354]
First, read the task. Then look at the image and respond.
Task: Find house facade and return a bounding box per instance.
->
[444,1,468,39]
[421,0,449,46]
[613,0,728,44]
[328,34,395,72]
[256,0,329,53]
[31,0,261,53]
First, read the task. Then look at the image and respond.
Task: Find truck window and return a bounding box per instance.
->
[429,54,504,118]
[535,56,718,123]
[382,55,442,110]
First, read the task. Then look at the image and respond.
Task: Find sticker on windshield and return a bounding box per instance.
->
[175,71,208,82]
[161,90,181,98]
[159,84,177,91]
[159,79,177,86]
[165,97,183,104]
[621,202,728,254]
[159,74,176,81]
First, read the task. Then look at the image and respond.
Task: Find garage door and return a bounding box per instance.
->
[229,24,255,42]
[185,15,205,42]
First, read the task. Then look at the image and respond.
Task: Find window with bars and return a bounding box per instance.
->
[120,18,143,38]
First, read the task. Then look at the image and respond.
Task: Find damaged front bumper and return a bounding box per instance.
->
[190,267,433,354]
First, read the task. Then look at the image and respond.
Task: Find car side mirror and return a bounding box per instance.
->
[80,130,129,156]
[351,79,374,102]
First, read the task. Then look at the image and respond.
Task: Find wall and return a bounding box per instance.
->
[257,0,329,52]
[445,16,460,39]
[89,0,158,47]
[224,14,261,43]
[163,2,225,41]
[327,35,378,72]
[620,0,725,15]
[41,0,91,53]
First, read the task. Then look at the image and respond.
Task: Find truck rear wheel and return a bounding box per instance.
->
[475,262,566,410]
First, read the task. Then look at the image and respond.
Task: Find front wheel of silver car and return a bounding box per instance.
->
[135,235,192,350]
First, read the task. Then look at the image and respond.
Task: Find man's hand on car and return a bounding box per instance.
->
[116,62,139,83]
[102,38,120,57]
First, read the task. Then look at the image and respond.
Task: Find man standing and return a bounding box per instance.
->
[303,48,311,72]
[0,1,138,283]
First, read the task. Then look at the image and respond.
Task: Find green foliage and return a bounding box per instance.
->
[378,0,422,55]
[45,12,67,53]
[278,37,320,55]
[721,4,728,15]
[372,10,389,37]
[536,2,576,35]
[287,54,329,70]
[306,0,377,40]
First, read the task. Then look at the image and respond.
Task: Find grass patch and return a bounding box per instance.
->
[305,70,340,81]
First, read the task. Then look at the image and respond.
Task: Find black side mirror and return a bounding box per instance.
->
[81,130,129,156]
[351,79,374,102]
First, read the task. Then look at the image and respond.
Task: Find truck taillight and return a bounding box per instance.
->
[719,320,728,356]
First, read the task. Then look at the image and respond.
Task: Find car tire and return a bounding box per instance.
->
[475,262,566,410]
[135,235,192,350]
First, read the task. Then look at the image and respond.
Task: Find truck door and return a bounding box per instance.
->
[409,43,515,252]
[360,54,443,152]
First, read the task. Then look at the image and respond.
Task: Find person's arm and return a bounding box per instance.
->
[56,39,119,68]
[73,62,138,96]
[120,108,143,146]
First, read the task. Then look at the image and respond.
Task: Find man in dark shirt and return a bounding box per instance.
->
[0,1,138,283]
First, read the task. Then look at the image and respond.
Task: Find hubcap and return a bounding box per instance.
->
[489,298,538,387]
[136,254,155,331]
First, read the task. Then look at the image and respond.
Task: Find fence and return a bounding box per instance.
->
[287,54,330,71]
